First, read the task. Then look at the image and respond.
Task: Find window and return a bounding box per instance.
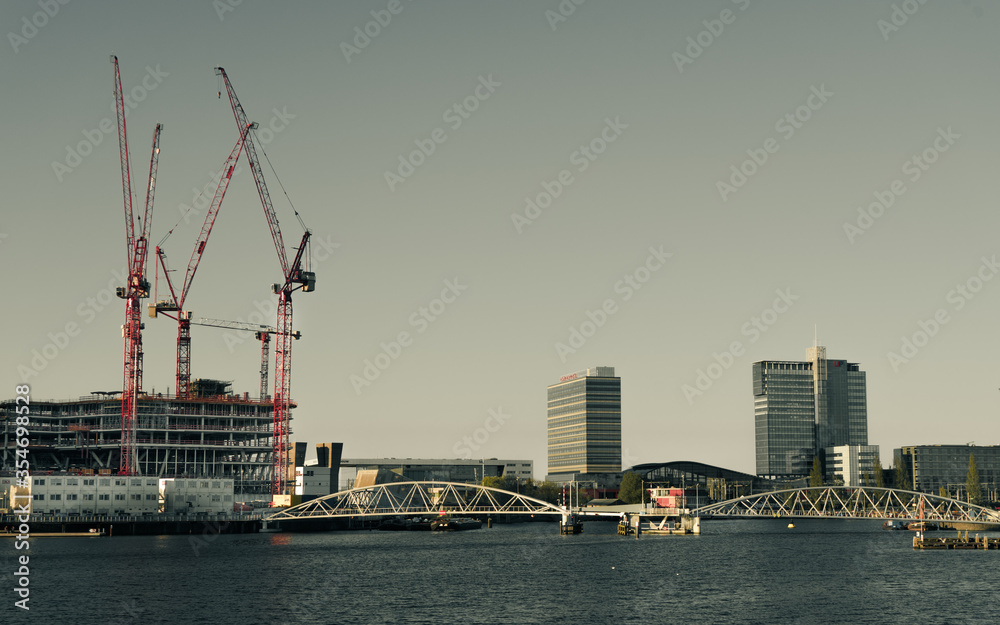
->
[131,494,142,501]
[84,479,94,486]
[32,494,44,501]
[115,479,125,486]
[212,481,220,488]
[132,479,142,487]
[200,481,209,488]
[66,494,77,501]
[100,479,111,487]
[114,494,125,501]
[51,479,62,486]
[83,494,94,501]
[50,494,61,500]
[33,479,45,486]
[67,479,78,486]
[146,494,156,500]
[99,494,110,501]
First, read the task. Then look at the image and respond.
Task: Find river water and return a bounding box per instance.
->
[2,519,997,624]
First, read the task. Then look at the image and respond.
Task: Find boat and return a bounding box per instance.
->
[882,520,906,530]
[0,530,105,538]
[430,513,482,531]
[377,516,433,531]
[906,521,938,532]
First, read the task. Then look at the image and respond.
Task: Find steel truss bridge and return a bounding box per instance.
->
[265,481,567,521]
[693,486,1000,524]
[265,483,1000,526]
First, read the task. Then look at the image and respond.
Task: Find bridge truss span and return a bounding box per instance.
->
[694,486,1000,524]
[266,481,566,521]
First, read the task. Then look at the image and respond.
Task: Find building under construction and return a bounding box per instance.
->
[0,379,288,496]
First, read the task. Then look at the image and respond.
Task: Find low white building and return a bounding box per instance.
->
[19,475,160,515]
[295,465,336,500]
[3,475,235,516]
[159,478,234,514]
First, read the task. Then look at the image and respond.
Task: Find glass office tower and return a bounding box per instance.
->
[547,366,621,476]
[754,346,868,479]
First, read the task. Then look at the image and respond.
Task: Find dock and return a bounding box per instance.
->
[913,531,1000,550]
[617,513,700,536]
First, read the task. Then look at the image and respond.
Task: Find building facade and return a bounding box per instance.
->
[824,444,880,487]
[338,458,533,490]
[754,346,870,479]
[895,444,1000,499]
[547,366,621,479]
[0,382,284,496]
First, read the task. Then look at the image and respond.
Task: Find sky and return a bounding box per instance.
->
[2,0,999,478]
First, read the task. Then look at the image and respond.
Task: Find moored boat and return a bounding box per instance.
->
[430,514,482,531]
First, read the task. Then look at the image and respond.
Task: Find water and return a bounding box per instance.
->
[2,519,997,624]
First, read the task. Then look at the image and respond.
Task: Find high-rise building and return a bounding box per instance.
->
[753,345,870,479]
[547,366,621,478]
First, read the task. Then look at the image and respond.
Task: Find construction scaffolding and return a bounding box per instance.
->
[0,382,290,495]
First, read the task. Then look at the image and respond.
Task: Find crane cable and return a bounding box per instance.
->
[252,126,307,233]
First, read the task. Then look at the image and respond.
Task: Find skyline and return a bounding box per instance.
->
[3,1,1000,478]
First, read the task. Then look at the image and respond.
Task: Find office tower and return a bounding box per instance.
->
[753,345,869,479]
[547,366,621,477]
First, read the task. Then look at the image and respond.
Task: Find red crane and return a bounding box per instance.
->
[151,123,254,398]
[214,67,316,497]
[111,55,161,476]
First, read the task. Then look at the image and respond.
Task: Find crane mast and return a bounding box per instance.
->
[112,55,160,476]
[214,67,316,498]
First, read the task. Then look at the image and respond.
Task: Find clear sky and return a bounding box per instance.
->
[3,1,999,477]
